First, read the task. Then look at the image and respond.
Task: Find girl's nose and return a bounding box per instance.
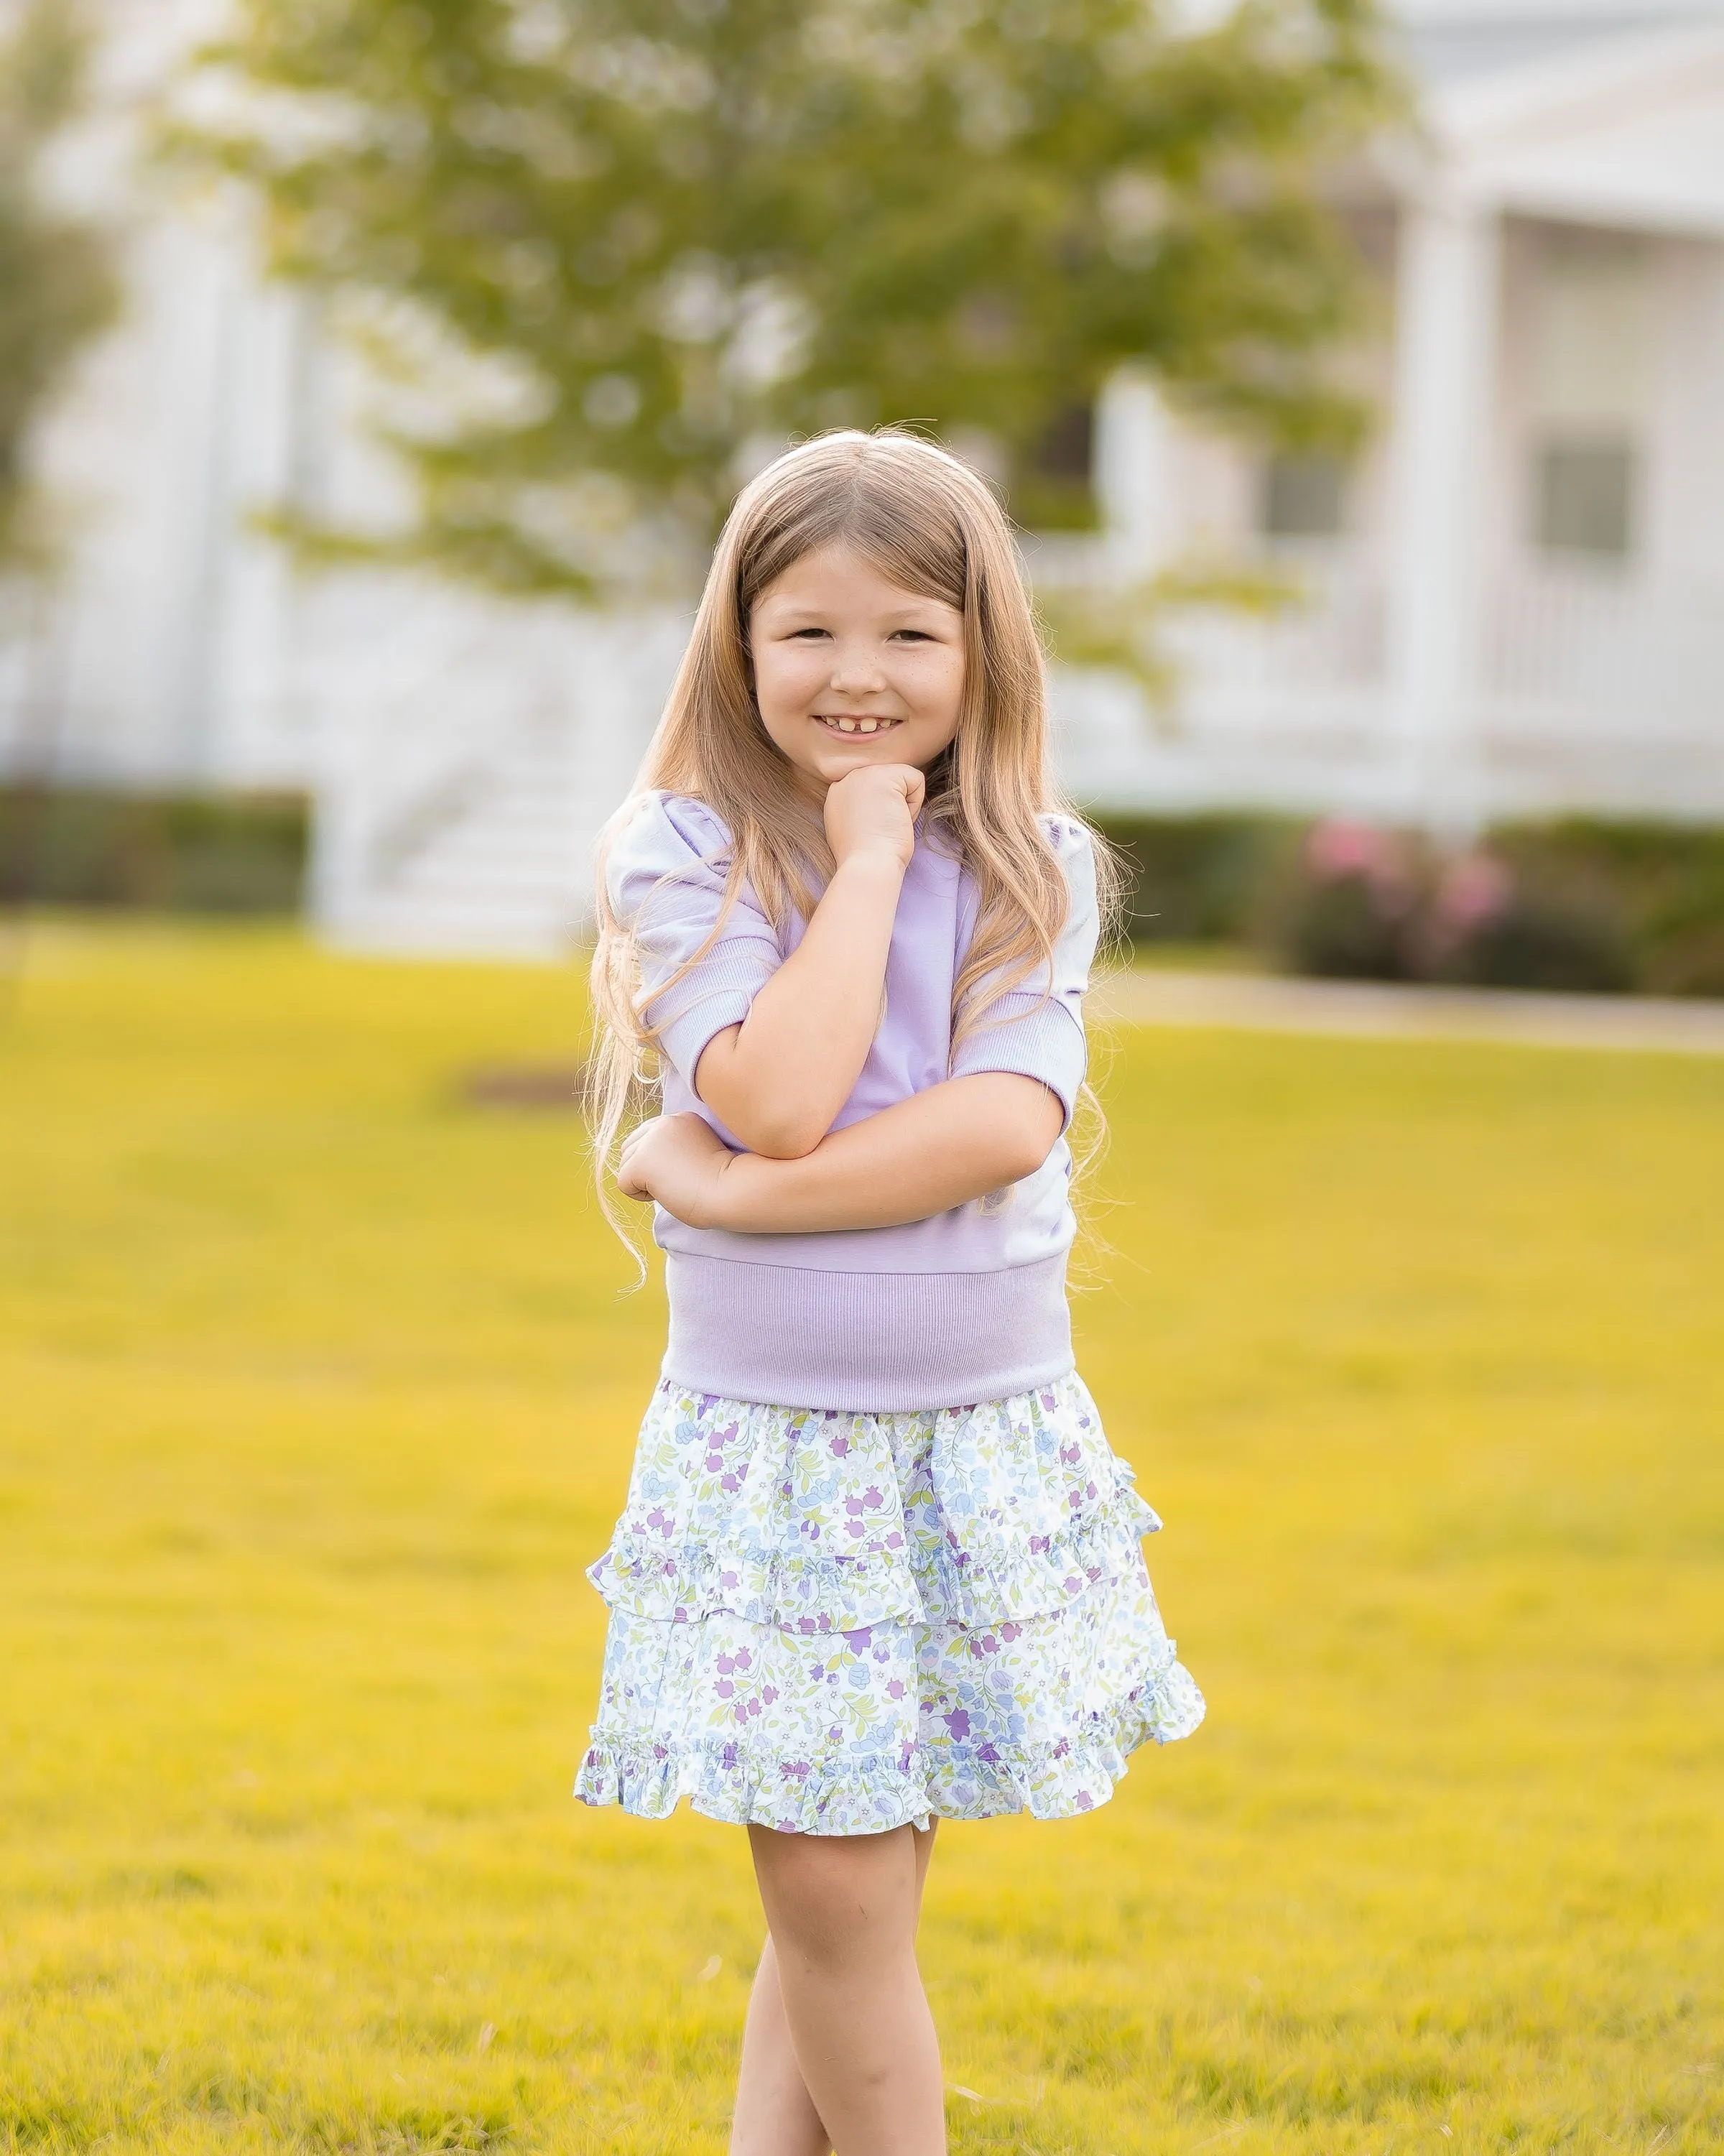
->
[828,646,887,694]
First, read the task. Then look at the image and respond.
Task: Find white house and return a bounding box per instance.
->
[3,0,1723,954]
[1063,0,1724,833]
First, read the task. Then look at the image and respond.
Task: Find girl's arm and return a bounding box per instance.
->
[618,1075,1065,1234]
[690,765,921,1160]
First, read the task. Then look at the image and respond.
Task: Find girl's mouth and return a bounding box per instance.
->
[815,714,901,736]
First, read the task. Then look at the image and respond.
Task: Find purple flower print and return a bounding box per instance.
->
[576,1373,1202,1833]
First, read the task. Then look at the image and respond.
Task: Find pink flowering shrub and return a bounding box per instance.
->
[1271,821,1632,990]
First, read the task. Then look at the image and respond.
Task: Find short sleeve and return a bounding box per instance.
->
[605,792,784,1086]
[948,815,1098,1130]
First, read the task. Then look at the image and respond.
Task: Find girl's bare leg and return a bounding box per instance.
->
[730,1821,940,2156]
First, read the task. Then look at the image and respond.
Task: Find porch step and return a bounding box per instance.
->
[323,748,595,960]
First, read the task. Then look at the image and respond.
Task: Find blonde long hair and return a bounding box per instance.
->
[588,427,1121,1234]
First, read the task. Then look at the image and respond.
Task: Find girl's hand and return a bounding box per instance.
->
[823,764,924,874]
[617,1113,736,1229]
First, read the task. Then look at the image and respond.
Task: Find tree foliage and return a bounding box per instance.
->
[0,0,116,569]
[182,0,1400,593]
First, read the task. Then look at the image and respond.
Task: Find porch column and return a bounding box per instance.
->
[1384,190,1501,833]
[1093,366,1183,578]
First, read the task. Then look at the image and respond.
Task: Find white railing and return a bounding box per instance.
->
[1165,559,1388,709]
[1482,570,1724,734]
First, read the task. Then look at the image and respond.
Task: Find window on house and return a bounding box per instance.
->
[1260,451,1347,540]
[1526,232,1649,567]
[1014,401,1097,530]
[1534,435,1636,558]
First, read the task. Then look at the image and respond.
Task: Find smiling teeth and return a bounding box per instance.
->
[826,716,893,734]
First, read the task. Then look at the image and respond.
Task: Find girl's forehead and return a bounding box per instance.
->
[753,540,961,617]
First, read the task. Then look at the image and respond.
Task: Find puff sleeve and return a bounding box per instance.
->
[605,792,785,1087]
[947,815,1098,1130]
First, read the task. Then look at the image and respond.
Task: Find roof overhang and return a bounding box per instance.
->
[1425,19,1724,234]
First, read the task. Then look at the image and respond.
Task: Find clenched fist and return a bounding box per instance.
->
[822,763,925,874]
[618,1112,736,1229]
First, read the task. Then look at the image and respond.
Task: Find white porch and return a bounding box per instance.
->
[1061,12,1724,828]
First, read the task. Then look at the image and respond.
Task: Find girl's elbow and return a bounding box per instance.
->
[726,1109,827,1160]
[1000,1102,1065,1182]
[1001,1133,1057,1184]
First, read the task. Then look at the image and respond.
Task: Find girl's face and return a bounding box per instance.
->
[749,541,966,799]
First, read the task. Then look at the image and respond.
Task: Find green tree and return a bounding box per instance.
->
[182,0,1399,594]
[0,0,116,568]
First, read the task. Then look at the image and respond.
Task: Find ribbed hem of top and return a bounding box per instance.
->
[660,1251,1074,1413]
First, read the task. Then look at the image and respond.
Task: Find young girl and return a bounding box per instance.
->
[577,430,1203,2155]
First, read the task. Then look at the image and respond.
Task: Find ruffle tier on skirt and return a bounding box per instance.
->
[574,1371,1204,1835]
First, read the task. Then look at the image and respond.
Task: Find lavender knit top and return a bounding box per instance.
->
[608,792,1099,1413]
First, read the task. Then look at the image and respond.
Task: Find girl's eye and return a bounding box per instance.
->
[891,629,931,642]
[789,628,831,641]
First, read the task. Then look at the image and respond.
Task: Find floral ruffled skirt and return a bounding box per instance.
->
[574,1371,1204,1835]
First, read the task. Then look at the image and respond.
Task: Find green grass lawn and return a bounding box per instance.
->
[2,920,1722,2155]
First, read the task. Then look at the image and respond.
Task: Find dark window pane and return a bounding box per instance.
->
[1261,453,1346,538]
[1033,402,1094,483]
[1014,402,1096,529]
[1535,437,1636,559]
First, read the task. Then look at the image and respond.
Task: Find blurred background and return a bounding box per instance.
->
[1,0,1723,982]
[3,6,1723,2154]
